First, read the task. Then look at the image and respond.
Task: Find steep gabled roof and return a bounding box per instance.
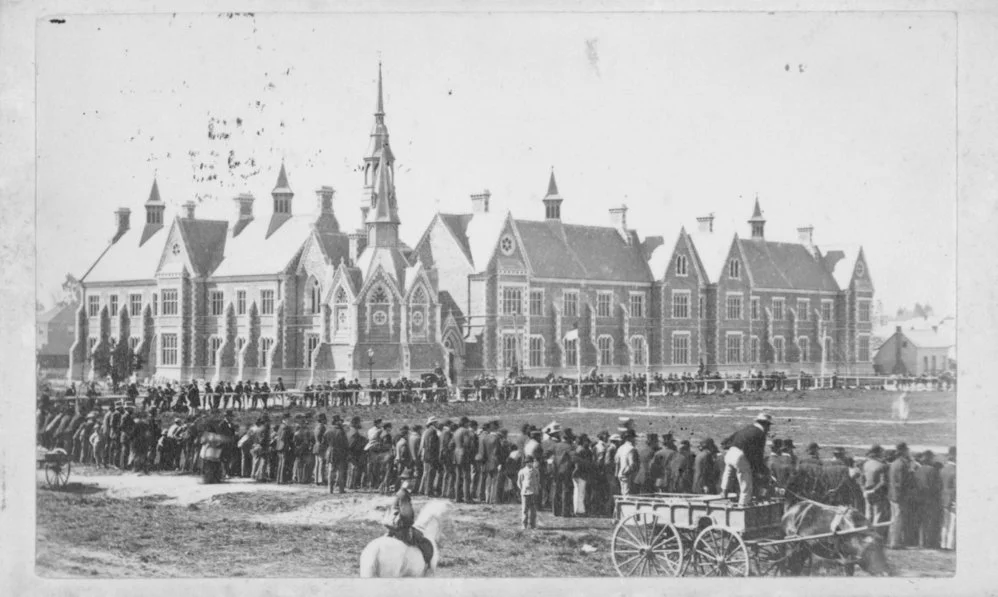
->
[902,328,955,349]
[210,214,314,278]
[315,229,351,265]
[438,213,474,264]
[177,218,228,276]
[737,239,839,292]
[688,219,739,283]
[820,244,861,290]
[513,219,652,283]
[84,224,167,284]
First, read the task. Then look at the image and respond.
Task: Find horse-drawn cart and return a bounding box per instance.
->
[37,447,72,489]
[611,493,887,577]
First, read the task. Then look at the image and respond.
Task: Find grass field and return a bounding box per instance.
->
[36,388,956,578]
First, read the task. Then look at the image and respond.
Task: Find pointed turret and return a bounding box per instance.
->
[375,61,385,117]
[362,63,395,226]
[748,195,766,239]
[141,178,166,245]
[267,163,294,238]
[543,169,563,220]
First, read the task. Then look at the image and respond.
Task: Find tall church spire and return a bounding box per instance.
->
[375,61,385,117]
[543,169,563,221]
[364,64,400,248]
[362,62,394,227]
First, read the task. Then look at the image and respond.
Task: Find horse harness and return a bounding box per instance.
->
[785,499,866,569]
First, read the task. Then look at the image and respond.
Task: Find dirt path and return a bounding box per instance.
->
[49,470,309,505]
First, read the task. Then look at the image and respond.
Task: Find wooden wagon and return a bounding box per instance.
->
[612,493,894,577]
[37,447,72,489]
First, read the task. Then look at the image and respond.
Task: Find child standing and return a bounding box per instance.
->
[518,455,540,530]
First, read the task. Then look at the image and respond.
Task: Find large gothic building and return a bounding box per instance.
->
[69,66,875,386]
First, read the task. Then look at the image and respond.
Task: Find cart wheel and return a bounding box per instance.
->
[611,512,685,577]
[45,461,71,489]
[751,542,791,576]
[692,526,750,577]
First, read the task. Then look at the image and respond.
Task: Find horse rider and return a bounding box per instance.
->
[720,413,773,506]
[383,470,434,569]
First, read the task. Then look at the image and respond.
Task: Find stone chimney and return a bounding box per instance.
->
[314,186,340,232]
[471,190,491,214]
[696,213,715,233]
[797,225,814,246]
[609,205,629,243]
[348,230,367,265]
[233,193,255,236]
[113,208,131,243]
[183,201,197,219]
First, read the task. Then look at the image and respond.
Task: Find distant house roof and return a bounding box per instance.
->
[901,328,955,349]
[211,213,315,278]
[37,303,77,324]
[737,238,839,292]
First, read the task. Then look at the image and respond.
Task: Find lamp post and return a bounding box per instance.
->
[367,348,375,386]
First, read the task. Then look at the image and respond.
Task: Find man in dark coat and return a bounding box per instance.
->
[549,426,574,516]
[720,413,772,506]
[651,435,677,493]
[452,417,474,502]
[693,438,718,494]
[420,417,442,497]
[438,421,456,499]
[274,413,294,484]
[118,406,136,470]
[913,450,942,548]
[346,416,367,489]
[940,446,956,550]
[408,425,423,495]
[862,444,889,529]
[482,422,504,504]
[635,433,659,495]
[888,442,913,549]
[324,416,349,493]
[312,413,328,486]
[675,440,695,494]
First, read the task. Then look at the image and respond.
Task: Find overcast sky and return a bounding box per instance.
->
[36,11,956,316]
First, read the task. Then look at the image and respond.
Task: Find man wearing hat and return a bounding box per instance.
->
[407,424,424,495]
[720,413,773,506]
[693,438,719,494]
[347,416,367,490]
[382,469,434,568]
[324,415,350,493]
[823,447,860,509]
[482,421,504,505]
[615,430,639,496]
[862,444,889,528]
[454,417,475,503]
[940,446,956,550]
[420,417,442,497]
[312,413,328,486]
[549,424,574,516]
[274,412,294,484]
[438,420,456,500]
[604,433,622,503]
[888,442,913,549]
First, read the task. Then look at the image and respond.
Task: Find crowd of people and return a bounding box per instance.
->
[37,388,955,552]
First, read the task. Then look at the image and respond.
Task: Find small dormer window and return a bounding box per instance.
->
[676,255,688,277]
[729,259,740,279]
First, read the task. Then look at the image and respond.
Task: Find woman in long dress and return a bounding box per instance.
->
[894,392,910,424]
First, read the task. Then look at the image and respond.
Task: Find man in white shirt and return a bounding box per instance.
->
[615,430,639,496]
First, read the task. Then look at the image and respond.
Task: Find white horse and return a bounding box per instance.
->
[359,500,450,578]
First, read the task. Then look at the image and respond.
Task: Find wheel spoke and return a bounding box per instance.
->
[625,555,644,576]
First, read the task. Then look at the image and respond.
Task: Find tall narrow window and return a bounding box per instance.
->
[821,300,833,322]
[750,336,760,363]
[501,287,523,315]
[698,295,705,319]
[858,336,870,362]
[773,337,785,363]
[305,334,320,368]
[798,299,810,321]
[726,333,742,363]
[772,298,785,321]
[858,301,871,323]
[410,287,429,339]
[161,289,178,315]
[726,295,743,320]
[207,337,222,366]
[563,291,579,317]
[729,259,740,279]
[88,296,100,317]
[129,294,142,317]
[598,335,613,366]
[799,337,810,362]
[334,287,351,335]
[631,336,647,366]
[209,291,224,316]
[672,333,690,365]
[597,292,612,318]
[152,293,158,316]
[629,293,645,318]
[109,295,119,316]
[529,290,544,316]
[237,290,247,315]
[528,336,544,368]
[260,337,273,367]
[564,338,578,367]
[823,337,833,361]
[161,334,178,366]
[502,334,519,369]
[675,255,688,276]
[309,279,321,314]
[261,290,275,315]
[750,297,760,321]
[672,291,690,319]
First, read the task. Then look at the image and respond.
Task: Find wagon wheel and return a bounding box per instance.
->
[611,512,685,577]
[44,460,71,489]
[751,542,793,576]
[692,526,750,577]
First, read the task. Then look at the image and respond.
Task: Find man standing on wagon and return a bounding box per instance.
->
[720,413,772,506]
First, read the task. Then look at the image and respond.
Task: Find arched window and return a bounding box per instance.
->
[676,254,688,277]
[334,287,351,336]
[410,286,428,339]
[368,285,391,337]
[309,278,321,314]
[630,336,647,366]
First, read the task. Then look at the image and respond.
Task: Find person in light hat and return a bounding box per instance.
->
[719,413,773,506]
